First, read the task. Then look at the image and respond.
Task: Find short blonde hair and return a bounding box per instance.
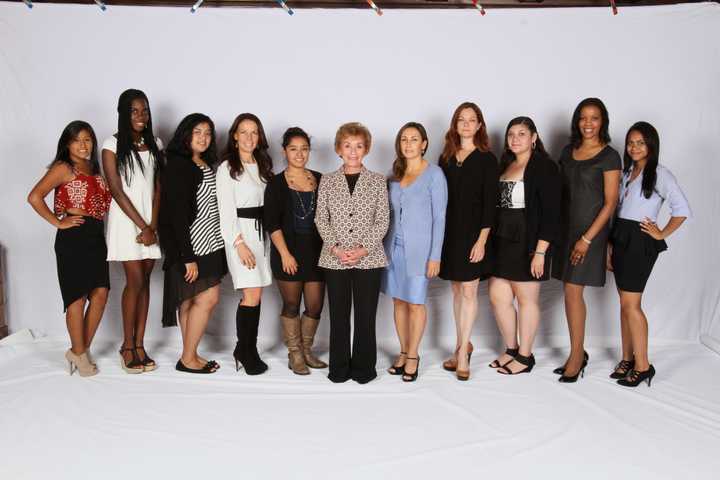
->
[334,122,372,154]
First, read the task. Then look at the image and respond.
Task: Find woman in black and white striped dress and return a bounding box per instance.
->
[159,113,228,374]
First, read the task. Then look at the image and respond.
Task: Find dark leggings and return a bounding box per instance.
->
[277,280,325,319]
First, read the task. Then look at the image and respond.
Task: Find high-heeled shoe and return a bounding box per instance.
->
[489,347,519,368]
[497,353,535,375]
[443,342,474,372]
[553,350,589,375]
[387,352,407,375]
[135,345,157,372]
[402,357,420,382]
[617,365,655,387]
[119,347,144,374]
[66,350,98,377]
[609,358,634,379]
[558,355,588,383]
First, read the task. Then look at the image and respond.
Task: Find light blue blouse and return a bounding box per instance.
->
[384,163,448,277]
[617,164,691,222]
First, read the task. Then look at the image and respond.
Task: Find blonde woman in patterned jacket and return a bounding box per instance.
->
[315,122,390,384]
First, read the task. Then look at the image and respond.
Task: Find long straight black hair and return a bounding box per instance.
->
[52,120,100,174]
[623,121,660,199]
[115,89,163,183]
[499,116,549,174]
[165,113,219,166]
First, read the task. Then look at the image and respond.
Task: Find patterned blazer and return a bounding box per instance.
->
[315,165,390,270]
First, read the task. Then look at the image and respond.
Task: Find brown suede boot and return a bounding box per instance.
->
[282,315,310,375]
[301,315,328,369]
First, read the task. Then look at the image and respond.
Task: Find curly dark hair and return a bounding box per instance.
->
[165,113,219,166]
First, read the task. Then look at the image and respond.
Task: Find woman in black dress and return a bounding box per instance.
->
[552,98,622,382]
[159,113,227,374]
[439,102,499,381]
[488,117,561,375]
[264,127,326,375]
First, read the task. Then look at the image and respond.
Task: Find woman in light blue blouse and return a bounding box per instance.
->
[608,121,690,387]
[382,122,448,382]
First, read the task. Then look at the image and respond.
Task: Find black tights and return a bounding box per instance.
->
[277,280,324,318]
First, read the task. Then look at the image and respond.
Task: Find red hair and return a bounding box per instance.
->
[440,102,490,165]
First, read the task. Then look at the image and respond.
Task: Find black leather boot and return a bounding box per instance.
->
[234,304,268,375]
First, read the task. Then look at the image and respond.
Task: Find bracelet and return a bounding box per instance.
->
[534,251,546,256]
[141,225,153,232]
[581,235,592,245]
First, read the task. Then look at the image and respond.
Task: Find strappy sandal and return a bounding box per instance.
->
[489,347,519,368]
[497,353,535,375]
[135,345,157,372]
[402,357,420,382]
[387,352,407,375]
[119,346,144,374]
[609,359,635,379]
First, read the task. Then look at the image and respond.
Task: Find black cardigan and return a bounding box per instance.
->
[158,153,203,268]
[441,149,499,247]
[515,152,561,253]
[263,169,323,274]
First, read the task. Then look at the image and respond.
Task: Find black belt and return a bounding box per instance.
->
[236,207,265,243]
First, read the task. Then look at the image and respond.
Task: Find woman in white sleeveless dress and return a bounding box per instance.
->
[216,113,273,375]
[102,89,163,374]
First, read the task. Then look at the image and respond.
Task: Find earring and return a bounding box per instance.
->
[532,141,536,150]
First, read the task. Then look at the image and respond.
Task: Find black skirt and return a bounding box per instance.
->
[161,248,228,327]
[272,232,324,282]
[54,217,110,312]
[492,208,550,282]
[610,218,667,293]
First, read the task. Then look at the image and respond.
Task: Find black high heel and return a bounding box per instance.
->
[609,359,635,379]
[617,365,655,387]
[553,350,589,375]
[387,352,407,375]
[558,355,588,383]
[402,357,420,382]
[497,353,535,375]
[489,347,519,368]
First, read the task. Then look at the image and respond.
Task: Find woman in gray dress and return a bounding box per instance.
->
[551,98,621,383]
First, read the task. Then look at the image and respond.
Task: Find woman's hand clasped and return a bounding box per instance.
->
[333,245,368,267]
[640,217,665,240]
[135,227,157,246]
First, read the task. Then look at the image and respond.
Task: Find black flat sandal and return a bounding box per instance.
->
[489,347,519,368]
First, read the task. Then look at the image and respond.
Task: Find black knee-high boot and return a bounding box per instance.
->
[234,304,268,375]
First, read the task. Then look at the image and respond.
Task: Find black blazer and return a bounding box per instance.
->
[158,153,203,268]
[518,152,561,252]
[263,169,323,274]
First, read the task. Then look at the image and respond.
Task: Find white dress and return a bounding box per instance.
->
[102,136,163,261]
[216,160,272,289]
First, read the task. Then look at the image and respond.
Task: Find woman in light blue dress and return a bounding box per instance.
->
[382,122,448,382]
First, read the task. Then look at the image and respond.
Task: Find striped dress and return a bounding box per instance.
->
[190,165,224,256]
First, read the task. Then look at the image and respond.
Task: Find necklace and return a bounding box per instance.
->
[294,189,316,220]
[133,136,145,148]
[285,169,315,191]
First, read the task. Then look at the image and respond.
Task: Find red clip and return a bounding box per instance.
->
[610,0,618,15]
[472,0,486,16]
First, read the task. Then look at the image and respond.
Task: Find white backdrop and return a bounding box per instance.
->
[1,2,718,348]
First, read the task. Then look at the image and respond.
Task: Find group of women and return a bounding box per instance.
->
[27,91,691,388]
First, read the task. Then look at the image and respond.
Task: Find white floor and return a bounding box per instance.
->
[1,337,719,480]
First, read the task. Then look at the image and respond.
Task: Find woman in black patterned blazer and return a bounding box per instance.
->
[315,122,390,384]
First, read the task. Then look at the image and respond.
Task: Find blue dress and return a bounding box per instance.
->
[381,164,448,305]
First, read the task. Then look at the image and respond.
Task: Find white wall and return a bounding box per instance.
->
[1,2,718,347]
